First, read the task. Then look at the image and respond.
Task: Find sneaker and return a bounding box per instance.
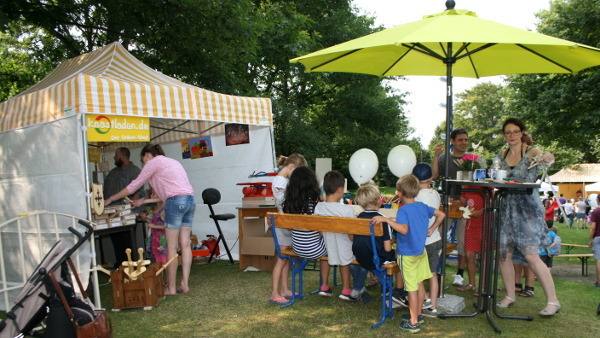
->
[360,290,373,304]
[318,288,333,296]
[400,320,421,333]
[594,282,600,288]
[401,314,424,324]
[350,289,361,300]
[452,274,464,286]
[392,288,408,307]
[339,293,358,301]
[422,298,432,309]
[422,308,438,318]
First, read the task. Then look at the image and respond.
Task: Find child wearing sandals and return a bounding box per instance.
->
[372,174,445,333]
[283,166,330,295]
[269,154,307,305]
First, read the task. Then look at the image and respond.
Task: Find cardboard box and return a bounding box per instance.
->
[95,219,107,225]
[109,217,122,223]
[113,204,131,211]
[241,219,274,256]
[119,209,132,216]
[242,196,275,207]
[242,218,268,237]
[94,223,109,230]
[123,219,136,225]
[104,207,117,214]
[122,214,137,221]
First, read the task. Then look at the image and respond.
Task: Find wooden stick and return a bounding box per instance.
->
[136,248,144,274]
[155,253,179,276]
[94,265,112,276]
[124,248,133,278]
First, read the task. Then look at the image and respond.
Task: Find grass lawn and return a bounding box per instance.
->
[96,220,598,337]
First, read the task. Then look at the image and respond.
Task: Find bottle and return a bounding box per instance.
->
[492,155,501,169]
[489,155,501,179]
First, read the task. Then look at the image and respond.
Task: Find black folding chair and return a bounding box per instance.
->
[201,188,235,264]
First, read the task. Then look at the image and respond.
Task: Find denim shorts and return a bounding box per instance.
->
[164,195,196,230]
[593,237,600,260]
[511,251,528,266]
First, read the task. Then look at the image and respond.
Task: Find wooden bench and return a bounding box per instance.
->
[562,243,589,254]
[554,253,594,276]
[267,212,399,328]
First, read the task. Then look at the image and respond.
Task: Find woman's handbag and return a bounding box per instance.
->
[46,259,113,337]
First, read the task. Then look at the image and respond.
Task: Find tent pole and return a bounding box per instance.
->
[268,125,277,170]
[81,114,102,309]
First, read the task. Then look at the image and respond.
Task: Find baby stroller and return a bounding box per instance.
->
[0,220,111,337]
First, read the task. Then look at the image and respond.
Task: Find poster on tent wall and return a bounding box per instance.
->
[181,139,191,159]
[188,136,213,159]
[86,114,150,142]
[225,124,250,146]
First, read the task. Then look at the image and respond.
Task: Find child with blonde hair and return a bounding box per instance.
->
[350,182,395,303]
[373,175,445,333]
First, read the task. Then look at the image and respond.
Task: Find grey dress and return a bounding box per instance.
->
[498,147,546,258]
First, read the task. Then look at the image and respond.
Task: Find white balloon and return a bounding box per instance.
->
[387,145,417,178]
[349,148,379,185]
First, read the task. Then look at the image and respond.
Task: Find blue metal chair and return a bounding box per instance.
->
[269,214,311,308]
[368,221,395,328]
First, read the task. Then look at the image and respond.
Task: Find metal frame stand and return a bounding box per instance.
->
[439,180,537,334]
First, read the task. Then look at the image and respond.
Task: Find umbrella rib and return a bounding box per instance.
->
[516,44,573,73]
[404,43,445,60]
[381,46,415,77]
[309,49,362,71]
[453,43,472,59]
[463,46,481,79]
[455,43,496,61]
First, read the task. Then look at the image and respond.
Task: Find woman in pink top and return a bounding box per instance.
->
[105,143,195,296]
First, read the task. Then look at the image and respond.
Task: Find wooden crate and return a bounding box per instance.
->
[111,262,164,310]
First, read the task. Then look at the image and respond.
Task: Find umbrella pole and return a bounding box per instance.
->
[440,44,454,297]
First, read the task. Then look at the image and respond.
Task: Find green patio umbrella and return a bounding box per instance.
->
[290,0,600,147]
[290,0,600,301]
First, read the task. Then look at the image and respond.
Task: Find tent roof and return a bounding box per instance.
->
[0,42,272,141]
[549,163,600,183]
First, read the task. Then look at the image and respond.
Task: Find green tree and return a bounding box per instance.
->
[452,82,509,163]
[0,0,413,185]
[506,0,600,164]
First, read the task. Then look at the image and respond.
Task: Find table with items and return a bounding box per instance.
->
[439,179,540,334]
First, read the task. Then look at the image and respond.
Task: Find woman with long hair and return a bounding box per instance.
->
[495,118,560,316]
[105,143,195,296]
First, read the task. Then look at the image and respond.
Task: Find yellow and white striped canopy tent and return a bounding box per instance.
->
[0,42,272,144]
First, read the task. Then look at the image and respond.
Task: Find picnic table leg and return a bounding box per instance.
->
[579,257,588,276]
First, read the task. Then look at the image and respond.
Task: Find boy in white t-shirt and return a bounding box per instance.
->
[314,170,356,300]
[413,163,442,317]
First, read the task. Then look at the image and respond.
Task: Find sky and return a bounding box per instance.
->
[351,0,552,147]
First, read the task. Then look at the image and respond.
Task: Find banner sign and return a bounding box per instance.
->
[86,114,150,142]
